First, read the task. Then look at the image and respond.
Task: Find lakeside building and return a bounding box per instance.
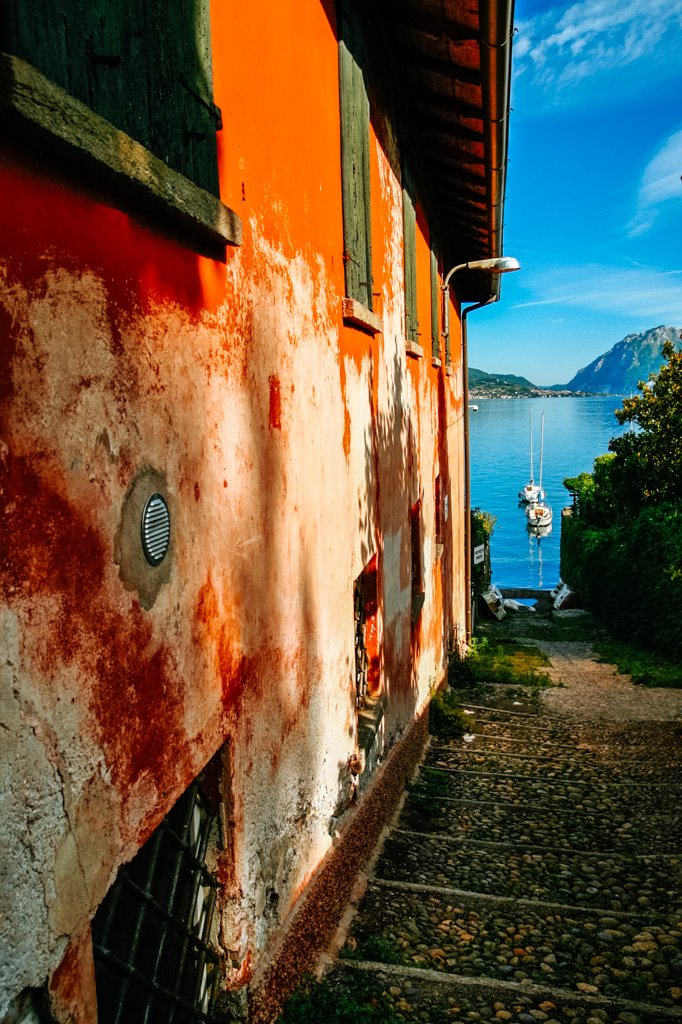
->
[0,1,514,1020]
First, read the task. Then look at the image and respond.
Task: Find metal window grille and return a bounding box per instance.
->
[353,576,369,709]
[92,782,222,1024]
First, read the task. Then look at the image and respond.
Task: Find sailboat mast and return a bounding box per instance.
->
[529,410,534,484]
[539,412,544,491]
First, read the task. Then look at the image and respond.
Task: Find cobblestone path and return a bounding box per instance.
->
[314,683,682,1024]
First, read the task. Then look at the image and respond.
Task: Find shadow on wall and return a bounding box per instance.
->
[359,346,427,734]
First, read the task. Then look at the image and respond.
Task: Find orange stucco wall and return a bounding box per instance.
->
[0,1,466,1018]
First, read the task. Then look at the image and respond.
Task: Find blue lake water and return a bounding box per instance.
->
[469,396,630,590]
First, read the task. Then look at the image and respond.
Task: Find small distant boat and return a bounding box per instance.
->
[470,404,479,412]
[518,410,545,504]
[526,412,552,529]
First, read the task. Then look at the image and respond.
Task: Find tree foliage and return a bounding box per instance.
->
[564,335,682,520]
[560,336,682,664]
[608,337,682,510]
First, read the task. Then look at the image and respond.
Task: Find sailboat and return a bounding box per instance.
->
[526,412,552,529]
[518,410,545,504]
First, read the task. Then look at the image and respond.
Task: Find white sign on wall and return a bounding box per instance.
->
[473,544,485,565]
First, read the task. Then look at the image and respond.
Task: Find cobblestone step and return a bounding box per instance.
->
[343,881,682,1008]
[375,831,682,916]
[414,766,682,813]
[330,960,682,1024]
[399,789,679,852]
[425,747,673,783]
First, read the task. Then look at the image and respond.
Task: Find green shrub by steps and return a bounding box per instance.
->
[561,503,682,662]
[276,972,400,1024]
[428,687,472,739]
[447,637,551,688]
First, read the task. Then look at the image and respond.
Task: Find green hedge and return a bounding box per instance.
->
[561,504,682,660]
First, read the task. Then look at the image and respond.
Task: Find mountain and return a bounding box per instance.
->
[559,325,681,395]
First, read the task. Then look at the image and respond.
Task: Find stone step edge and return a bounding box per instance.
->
[367,876,647,921]
[428,745,671,779]
[334,958,682,1019]
[469,734,604,755]
[391,827,681,861]
[456,703,557,720]
[407,789,681,821]
[418,764,679,792]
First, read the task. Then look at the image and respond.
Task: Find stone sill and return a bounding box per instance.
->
[342,297,383,335]
[432,356,442,369]
[0,52,241,251]
[445,365,454,377]
[405,339,424,359]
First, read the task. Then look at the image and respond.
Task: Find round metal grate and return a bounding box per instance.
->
[141,493,171,566]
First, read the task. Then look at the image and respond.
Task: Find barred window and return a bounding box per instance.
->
[91,781,222,1024]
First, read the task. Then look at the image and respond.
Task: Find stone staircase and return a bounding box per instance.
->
[297,689,682,1024]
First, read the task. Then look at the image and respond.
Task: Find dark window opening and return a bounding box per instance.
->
[353,554,379,709]
[1,0,221,196]
[91,781,221,1024]
[435,475,443,546]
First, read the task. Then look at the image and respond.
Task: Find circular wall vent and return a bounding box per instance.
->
[141,493,171,566]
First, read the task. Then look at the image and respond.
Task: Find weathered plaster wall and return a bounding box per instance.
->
[0,0,466,1017]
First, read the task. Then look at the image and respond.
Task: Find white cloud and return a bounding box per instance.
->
[512,264,682,320]
[514,0,682,99]
[627,130,682,236]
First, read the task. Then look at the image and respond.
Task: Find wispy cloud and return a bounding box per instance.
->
[627,129,682,236]
[514,0,682,101]
[512,264,682,320]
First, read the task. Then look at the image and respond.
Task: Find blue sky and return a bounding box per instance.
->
[468,0,682,386]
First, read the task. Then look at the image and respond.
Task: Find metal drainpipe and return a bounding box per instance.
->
[462,296,497,644]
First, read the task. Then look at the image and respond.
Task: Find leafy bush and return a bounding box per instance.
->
[448,637,550,688]
[429,686,472,738]
[609,337,682,511]
[277,973,400,1024]
[561,505,682,662]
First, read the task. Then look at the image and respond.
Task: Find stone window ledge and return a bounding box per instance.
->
[342,297,382,335]
[432,356,442,368]
[0,53,241,250]
[405,339,424,359]
[445,365,454,377]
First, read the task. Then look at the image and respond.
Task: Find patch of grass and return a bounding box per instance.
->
[595,637,682,687]
[417,766,454,797]
[450,637,551,688]
[341,934,406,965]
[429,687,473,738]
[276,972,400,1024]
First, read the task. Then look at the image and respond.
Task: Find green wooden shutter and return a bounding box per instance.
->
[146,0,220,196]
[430,245,440,360]
[87,0,150,150]
[2,0,220,198]
[402,186,417,343]
[338,6,372,309]
[2,0,93,106]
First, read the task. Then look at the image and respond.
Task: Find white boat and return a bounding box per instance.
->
[470,404,479,412]
[518,410,544,503]
[526,412,552,529]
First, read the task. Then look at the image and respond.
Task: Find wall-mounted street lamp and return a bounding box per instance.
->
[441,256,520,644]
